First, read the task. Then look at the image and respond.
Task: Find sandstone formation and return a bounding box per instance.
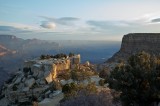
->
[0,54,81,105]
[0,52,107,106]
[107,33,160,63]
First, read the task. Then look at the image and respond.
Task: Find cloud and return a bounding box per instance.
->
[0,21,41,30]
[0,25,33,33]
[87,20,130,28]
[58,17,79,22]
[0,26,19,31]
[57,17,79,26]
[40,16,79,22]
[133,14,160,24]
[86,14,160,31]
[40,16,80,29]
[87,20,108,28]
[151,18,160,23]
[1,14,160,40]
[85,17,160,35]
[40,21,56,29]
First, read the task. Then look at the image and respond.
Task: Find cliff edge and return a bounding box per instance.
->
[107,33,160,63]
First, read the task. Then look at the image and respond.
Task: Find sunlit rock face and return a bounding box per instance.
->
[1,54,81,104]
[23,54,80,84]
[107,33,160,63]
[24,61,66,83]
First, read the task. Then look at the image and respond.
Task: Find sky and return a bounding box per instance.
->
[0,0,160,40]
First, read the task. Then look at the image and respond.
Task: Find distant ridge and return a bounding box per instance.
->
[0,34,59,51]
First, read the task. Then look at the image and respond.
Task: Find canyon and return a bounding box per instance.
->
[1,33,160,105]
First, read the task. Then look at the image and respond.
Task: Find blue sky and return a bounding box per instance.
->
[0,0,160,40]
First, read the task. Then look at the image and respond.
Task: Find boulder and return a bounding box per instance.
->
[81,76,103,86]
[49,93,53,98]
[12,77,17,83]
[52,90,61,97]
[38,96,43,102]
[28,75,33,79]
[44,71,53,83]
[44,71,49,77]
[38,98,52,106]
[85,61,90,66]
[43,85,50,90]
[18,83,24,90]
[104,83,109,88]
[45,90,51,95]
[45,90,51,98]
[37,71,44,79]
[22,77,26,82]
[14,77,22,84]
[7,84,14,90]
[33,70,39,77]
[22,87,29,92]
[49,90,62,98]
[60,80,67,86]
[90,76,103,86]
[25,78,35,88]
[39,79,46,85]
[35,79,40,85]
[67,79,73,84]
[38,93,63,106]
[82,79,89,85]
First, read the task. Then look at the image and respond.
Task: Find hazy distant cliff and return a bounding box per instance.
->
[0,35,59,51]
[0,35,60,88]
[107,33,160,62]
[0,35,60,71]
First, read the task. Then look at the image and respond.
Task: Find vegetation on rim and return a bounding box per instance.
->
[108,51,160,106]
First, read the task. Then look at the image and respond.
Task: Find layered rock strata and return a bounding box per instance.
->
[107,33,160,63]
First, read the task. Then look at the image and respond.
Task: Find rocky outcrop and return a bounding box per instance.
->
[107,33,160,63]
[0,55,103,106]
[0,54,81,105]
